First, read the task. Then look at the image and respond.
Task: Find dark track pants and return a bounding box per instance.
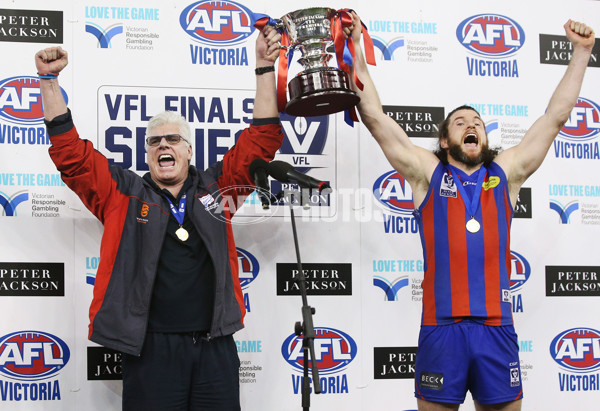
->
[122,332,240,411]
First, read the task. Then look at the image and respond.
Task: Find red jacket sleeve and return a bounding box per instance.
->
[217,122,284,213]
[48,124,117,223]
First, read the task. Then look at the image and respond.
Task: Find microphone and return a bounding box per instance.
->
[249,158,271,209]
[267,160,331,193]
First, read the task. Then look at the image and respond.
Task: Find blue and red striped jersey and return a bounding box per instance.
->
[414,162,514,326]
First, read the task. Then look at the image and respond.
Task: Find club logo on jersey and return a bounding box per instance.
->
[373,171,415,215]
[559,97,600,141]
[0,76,68,125]
[0,331,70,380]
[550,328,600,373]
[440,172,457,198]
[237,247,259,289]
[509,251,531,293]
[282,327,357,375]
[456,14,525,58]
[179,0,254,46]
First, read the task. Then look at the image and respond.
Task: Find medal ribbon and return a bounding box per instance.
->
[447,165,487,220]
[165,193,187,227]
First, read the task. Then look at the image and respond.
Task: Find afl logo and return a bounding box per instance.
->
[456,14,525,58]
[237,247,259,289]
[0,331,70,380]
[509,250,531,292]
[282,327,357,375]
[0,77,43,124]
[373,171,415,215]
[550,328,600,373]
[559,97,600,141]
[179,0,255,46]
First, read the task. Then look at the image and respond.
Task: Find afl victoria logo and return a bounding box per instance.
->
[550,328,600,372]
[179,0,254,46]
[0,76,68,124]
[509,251,531,292]
[0,77,44,124]
[456,14,525,58]
[237,248,259,289]
[373,171,415,215]
[0,331,70,380]
[559,97,600,141]
[282,327,357,375]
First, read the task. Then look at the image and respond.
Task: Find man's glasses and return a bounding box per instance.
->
[145,134,186,147]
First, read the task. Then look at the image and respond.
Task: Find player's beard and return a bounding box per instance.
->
[447,140,496,168]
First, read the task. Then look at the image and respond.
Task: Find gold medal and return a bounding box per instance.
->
[175,226,189,241]
[466,217,480,233]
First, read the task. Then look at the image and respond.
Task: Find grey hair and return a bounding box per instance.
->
[145,111,191,151]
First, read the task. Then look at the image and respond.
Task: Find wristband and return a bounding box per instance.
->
[38,72,59,79]
[255,66,275,75]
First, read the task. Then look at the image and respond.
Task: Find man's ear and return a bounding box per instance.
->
[440,137,449,149]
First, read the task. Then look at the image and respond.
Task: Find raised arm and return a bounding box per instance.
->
[496,20,595,195]
[252,25,281,119]
[347,12,438,205]
[35,47,69,121]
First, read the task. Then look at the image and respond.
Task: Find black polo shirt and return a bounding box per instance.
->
[146,176,215,332]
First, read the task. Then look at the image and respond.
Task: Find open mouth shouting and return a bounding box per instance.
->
[463,132,479,149]
[158,154,176,168]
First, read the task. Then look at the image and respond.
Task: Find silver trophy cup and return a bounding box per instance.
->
[277,7,360,117]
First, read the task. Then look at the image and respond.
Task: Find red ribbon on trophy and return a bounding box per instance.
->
[255,8,376,124]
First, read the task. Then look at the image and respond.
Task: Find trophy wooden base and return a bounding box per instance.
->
[285,67,360,117]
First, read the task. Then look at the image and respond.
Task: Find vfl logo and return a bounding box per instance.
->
[85,23,124,48]
[509,250,531,293]
[371,36,405,60]
[373,171,415,215]
[237,247,259,289]
[279,113,329,173]
[282,327,357,375]
[0,190,29,216]
[0,331,70,380]
[0,76,68,124]
[180,0,254,46]
[549,199,579,224]
[559,97,600,141]
[550,328,600,372]
[456,14,525,58]
[373,275,409,301]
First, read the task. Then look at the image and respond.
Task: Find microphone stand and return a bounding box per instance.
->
[279,188,321,409]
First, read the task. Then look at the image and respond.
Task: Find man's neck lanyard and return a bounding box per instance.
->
[166,193,189,241]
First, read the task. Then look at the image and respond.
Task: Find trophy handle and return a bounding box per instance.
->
[268,19,292,55]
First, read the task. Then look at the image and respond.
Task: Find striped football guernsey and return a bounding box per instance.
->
[413,161,514,326]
